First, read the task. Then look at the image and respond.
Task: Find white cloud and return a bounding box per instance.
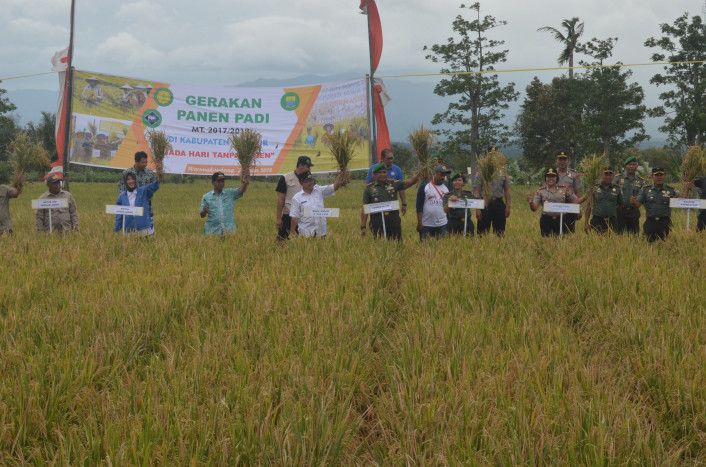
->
[92,32,166,70]
[9,17,67,36]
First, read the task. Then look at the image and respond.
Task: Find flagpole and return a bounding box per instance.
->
[365,1,378,164]
[62,0,76,191]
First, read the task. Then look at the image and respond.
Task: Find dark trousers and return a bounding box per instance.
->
[421,225,447,240]
[477,198,506,236]
[562,213,577,233]
[447,217,474,236]
[370,211,402,240]
[698,211,706,232]
[616,208,640,234]
[643,216,671,242]
[278,214,298,240]
[589,216,617,234]
[539,215,565,237]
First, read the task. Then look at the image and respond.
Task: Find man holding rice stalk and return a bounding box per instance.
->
[289,171,345,238]
[473,147,511,236]
[364,149,407,216]
[275,156,313,240]
[0,178,22,235]
[631,166,680,242]
[555,151,583,232]
[361,162,420,240]
[417,165,451,239]
[444,171,479,236]
[583,167,623,234]
[614,156,646,234]
[199,171,249,236]
[526,168,590,237]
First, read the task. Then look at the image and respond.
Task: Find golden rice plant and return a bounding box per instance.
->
[229,128,261,183]
[146,129,172,182]
[408,125,435,181]
[475,149,506,198]
[579,153,607,212]
[8,132,51,188]
[681,146,706,197]
[323,127,362,186]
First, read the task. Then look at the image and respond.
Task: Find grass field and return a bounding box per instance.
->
[1,178,705,465]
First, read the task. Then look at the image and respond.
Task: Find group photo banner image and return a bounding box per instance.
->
[69,70,371,176]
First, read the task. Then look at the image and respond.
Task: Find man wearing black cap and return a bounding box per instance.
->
[631,167,679,242]
[584,167,623,234]
[555,151,582,232]
[614,156,645,234]
[200,171,249,235]
[35,174,78,233]
[526,168,589,237]
[417,165,450,239]
[361,162,420,240]
[275,155,313,240]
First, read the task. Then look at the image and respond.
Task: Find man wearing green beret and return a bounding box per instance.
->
[614,155,645,234]
[444,171,479,236]
[631,166,679,242]
[584,167,623,234]
[361,162,419,240]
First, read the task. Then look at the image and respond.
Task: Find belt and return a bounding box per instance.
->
[542,215,559,219]
[490,197,502,201]
[647,216,669,221]
[624,207,632,210]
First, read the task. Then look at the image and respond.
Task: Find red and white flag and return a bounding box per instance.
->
[48,47,70,179]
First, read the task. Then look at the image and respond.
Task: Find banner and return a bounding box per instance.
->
[69,70,371,175]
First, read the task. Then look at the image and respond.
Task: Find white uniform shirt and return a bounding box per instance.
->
[289,184,336,237]
[422,182,449,227]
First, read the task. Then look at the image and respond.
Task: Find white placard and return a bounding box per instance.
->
[670,198,706,209]
[105,205,144,216]
[544,202,580,214]
[32,198,68,209]
[467,167,473,175]
[363,200,400,214]
[303,208,340,218]
[448,199,485,209]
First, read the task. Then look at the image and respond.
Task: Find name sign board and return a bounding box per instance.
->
[363,200,400,214]
[448,199,484,209]
[32,198,68,209]
[670,198,706,209]
[303,208,340,218]
[544,202,580,214]
[105,205,144,216]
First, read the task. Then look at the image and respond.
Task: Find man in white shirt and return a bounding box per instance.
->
[289,171,346,238]
[416,165,450,240]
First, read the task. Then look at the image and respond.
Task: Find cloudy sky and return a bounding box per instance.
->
[0,0,703,131]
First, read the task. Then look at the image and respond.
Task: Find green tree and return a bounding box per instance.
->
[423,3,518,158]
[0,84,18,160]
[645,13,706,147]
[577,37,648,163]
[538,17,585,79]
[25,111,58,162]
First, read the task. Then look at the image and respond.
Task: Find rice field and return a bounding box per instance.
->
[1,178,705,465]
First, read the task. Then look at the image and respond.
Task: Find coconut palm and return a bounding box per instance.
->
[538,17,585,79]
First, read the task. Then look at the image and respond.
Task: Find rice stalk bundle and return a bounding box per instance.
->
[229,128,261,183]
[578,153,607,212]
[8,132,50,188]
[408,125,435,181]
[681,146,706,197]
[475,149,505,198]
[147,130,172,182]
[323,128,362,186]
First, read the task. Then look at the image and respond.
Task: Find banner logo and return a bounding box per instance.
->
[142,109,163,128]
[280,92,300,111]
[154,88,174,107]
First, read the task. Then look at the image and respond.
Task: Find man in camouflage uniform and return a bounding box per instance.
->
[584,167,623,234]
[631,166,678,242]
[361,162,419,240]
[555,151,582,233]
[613,156,645,234]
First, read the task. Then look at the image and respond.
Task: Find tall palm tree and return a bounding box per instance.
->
[538,17,585,79]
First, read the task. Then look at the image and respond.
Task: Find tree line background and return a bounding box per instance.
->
[1,3,705,185]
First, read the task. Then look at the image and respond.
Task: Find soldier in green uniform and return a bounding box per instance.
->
[631,166,679,242]
[361,162,420,240]
[613,156,645,234]
[443,171,479,236]
[584,167,623,234]
[526,168,589,237]
[555,151,583,233]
